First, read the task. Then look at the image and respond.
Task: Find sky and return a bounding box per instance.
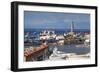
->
[24,11,90,30]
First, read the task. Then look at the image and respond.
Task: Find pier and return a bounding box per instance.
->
[24,44,48,61]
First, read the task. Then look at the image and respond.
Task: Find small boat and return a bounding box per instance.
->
[49,47,68,60]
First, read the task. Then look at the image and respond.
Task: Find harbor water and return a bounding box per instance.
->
[48,44,90,55]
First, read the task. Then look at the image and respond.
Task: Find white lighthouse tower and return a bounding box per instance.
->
[68,21,74,35]
[71,21,74,33]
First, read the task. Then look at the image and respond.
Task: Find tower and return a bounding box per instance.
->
[71,21,74,33]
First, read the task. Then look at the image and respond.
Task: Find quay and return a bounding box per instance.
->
[24,44,48,61]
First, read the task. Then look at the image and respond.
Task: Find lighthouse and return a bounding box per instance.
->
[71,21,74,33]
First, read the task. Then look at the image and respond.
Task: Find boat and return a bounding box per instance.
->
[49,47,68,60]
[39,30,56,40]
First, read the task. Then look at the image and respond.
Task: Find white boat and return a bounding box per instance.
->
[49,47,68,60]
[39,30,56,40]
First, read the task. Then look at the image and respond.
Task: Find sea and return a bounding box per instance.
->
[49,45,90,55]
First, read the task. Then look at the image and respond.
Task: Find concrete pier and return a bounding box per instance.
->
[24,44,48,61]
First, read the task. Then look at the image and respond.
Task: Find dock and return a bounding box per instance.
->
[24,44,48,61]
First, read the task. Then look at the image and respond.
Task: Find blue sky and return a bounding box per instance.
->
[24,11,90,29]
